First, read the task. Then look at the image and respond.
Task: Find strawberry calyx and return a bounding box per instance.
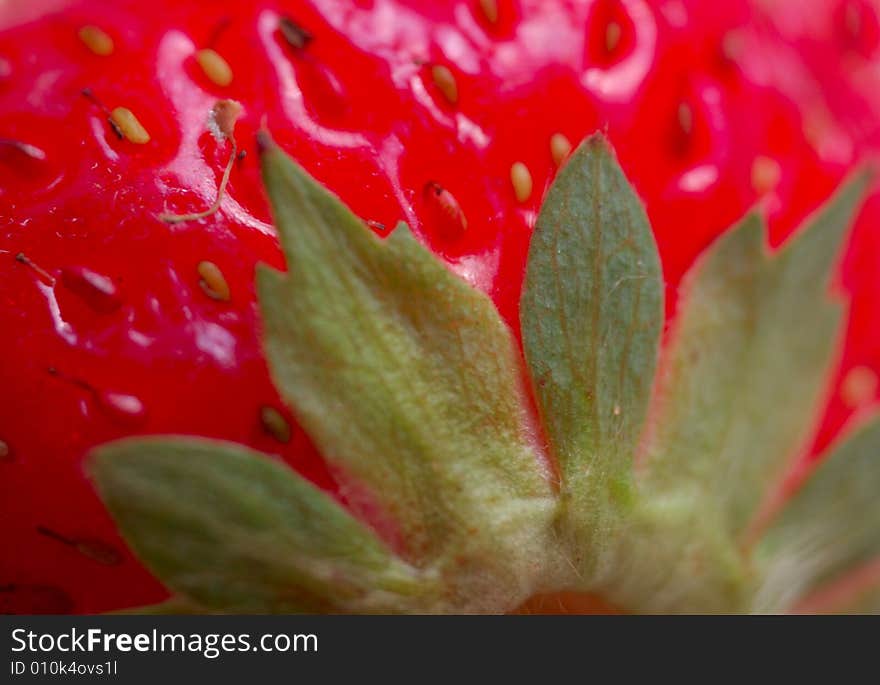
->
[88,132,880,614]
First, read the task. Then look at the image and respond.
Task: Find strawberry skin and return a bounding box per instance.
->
[1,0,879,614]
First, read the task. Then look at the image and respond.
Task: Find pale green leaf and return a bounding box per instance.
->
[754,419,880,612]
[520,134,663,573]
[642,173,870,537]
[90,438,429,613]
[256,135,558,608]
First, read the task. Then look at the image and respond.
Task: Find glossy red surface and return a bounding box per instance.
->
[1,0,880,613]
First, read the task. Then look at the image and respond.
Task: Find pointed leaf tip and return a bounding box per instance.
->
[255,129,273,155]
[641,168,871,543]
[520,130,663,578]
[255,139,558,610]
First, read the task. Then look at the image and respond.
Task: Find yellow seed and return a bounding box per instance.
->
[197,261,231,301]
[261,406,292,443]
[71,537,122,565]
[510,161,533,203]
[845,0,862,39]
[478,0,499,24]
[431,64,458,105]
[0,440,9,460]
[78,25,114,56]
[751,156,782,195]
[550,132,572,166]
[842,365,878,408]
[605,21,622,52]
[677,102,693,136]
[721,30,744,61]
[109,107,150,144]
[196,48,234,87]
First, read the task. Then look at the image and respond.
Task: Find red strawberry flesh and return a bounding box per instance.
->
[2,0,880,613]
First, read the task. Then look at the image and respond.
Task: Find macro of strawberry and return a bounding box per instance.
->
[3,0,880,614]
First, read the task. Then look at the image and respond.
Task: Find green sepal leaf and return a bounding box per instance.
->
[256,135,558,608]
[642,172,871,537]
[754,419,880,612]
[90,438,429,613]
[520,134,663,575]
[85,128,876,615]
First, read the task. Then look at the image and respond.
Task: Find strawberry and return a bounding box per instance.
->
[2,0,880,614]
